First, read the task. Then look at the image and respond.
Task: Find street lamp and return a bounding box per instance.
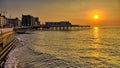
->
[0,13,3,47]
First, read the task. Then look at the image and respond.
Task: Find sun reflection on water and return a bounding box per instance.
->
[91,27,102,57]
[91,27,108,58]
[93,27,100,46]
[93,27,99,38]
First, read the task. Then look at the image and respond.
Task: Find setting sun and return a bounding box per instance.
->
[94,15,99,20]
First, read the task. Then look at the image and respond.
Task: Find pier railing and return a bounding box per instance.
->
[0,28,13,34]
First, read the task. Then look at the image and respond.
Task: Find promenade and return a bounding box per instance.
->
[0,28,15,67]
[0,28,13,34]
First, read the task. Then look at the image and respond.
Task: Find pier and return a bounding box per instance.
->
[0,28,16,68]
[41,25,90,31]
[33,21,90,31]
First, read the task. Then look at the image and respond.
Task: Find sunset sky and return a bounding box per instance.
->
[0,0,120,26]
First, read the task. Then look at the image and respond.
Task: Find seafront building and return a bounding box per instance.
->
[1,14,41,28]
[22,15,34,26]
[0,14,6,28]
[6,17,21,27]
[22,15,40,27]
[0,14,21,28]
[34,17,40,26]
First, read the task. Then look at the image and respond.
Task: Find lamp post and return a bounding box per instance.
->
[0,13,3,46]
[0,11,5,47]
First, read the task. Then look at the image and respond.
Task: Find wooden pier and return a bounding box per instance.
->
[41,25,90,31]
[32,21,90,31]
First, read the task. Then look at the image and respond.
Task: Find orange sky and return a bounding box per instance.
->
[0,0,120,26]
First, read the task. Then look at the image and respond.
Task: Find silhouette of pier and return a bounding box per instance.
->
[40,21,90,31]
[41,25,90,31]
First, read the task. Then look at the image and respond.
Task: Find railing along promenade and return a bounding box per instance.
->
[0,28,16,68]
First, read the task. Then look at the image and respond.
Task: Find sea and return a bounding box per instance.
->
[5,27,120,68]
